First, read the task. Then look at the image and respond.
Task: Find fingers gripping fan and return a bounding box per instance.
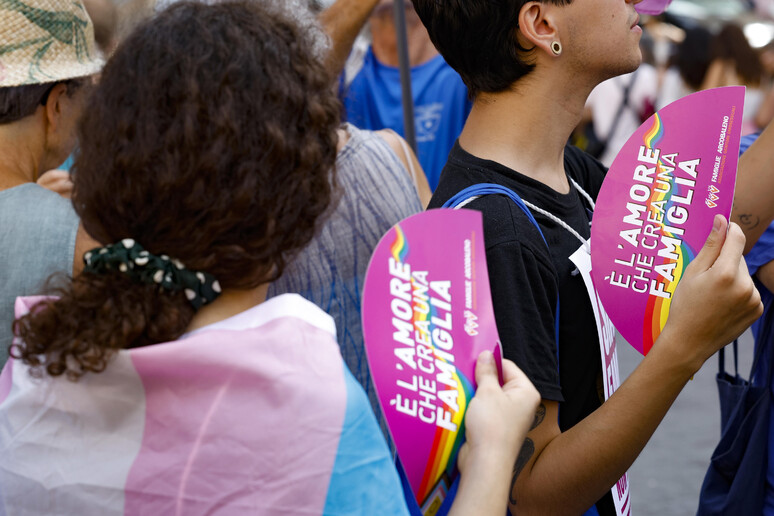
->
[361,209,503,514]
[590,87,743,355]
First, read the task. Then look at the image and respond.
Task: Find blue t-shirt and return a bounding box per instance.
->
[343,47,471,190]
[737,131,774,515]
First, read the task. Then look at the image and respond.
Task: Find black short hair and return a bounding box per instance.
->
[411,0,572,97]
[0,79,86,125]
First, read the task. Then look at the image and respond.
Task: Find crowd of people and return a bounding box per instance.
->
[579,15,774,168]
[2,0,774,514]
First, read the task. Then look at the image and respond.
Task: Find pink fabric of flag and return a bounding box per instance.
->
[0,294,406,515]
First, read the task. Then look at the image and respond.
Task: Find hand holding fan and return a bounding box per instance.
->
[590,87,744,354]
[361,209,502,513]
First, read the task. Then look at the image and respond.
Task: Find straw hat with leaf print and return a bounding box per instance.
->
[0,0,103,87]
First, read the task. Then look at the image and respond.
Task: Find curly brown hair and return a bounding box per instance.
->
[12,0,341,379]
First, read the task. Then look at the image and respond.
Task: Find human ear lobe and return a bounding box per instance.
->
[518,2,561,57]
[43,83,68,133]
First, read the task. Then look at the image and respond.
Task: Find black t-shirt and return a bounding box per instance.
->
[429,142,615,516]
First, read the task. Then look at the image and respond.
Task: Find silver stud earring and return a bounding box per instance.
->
[551,41,562,56]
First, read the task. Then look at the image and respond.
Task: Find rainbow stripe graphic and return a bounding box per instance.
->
[391,225,410,263]
[414,304,474,504]
[389,224,475,506]
[640,114,696,353]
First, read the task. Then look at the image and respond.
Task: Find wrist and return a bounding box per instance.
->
[649,325,704,378]
[463,443,515,478]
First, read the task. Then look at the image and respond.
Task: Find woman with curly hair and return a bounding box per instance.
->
[0,1,538,514]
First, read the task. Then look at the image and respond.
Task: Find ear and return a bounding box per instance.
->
[518,2,562,58]
[43,83,69,137]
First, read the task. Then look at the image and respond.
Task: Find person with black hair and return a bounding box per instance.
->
[412,0,773,514]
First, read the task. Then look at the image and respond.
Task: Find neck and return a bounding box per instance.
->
[186,284,270,333]
[372,26,438,68]
[0,117,45,190]
[459,66,597,193]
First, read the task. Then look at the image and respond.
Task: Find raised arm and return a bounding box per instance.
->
[508,216,762,515]
[733,121,774,254]
[318,0,380,77]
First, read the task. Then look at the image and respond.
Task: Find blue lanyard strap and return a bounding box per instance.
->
[441,183,548,247]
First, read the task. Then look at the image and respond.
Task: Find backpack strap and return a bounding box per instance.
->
[441,184,548,245]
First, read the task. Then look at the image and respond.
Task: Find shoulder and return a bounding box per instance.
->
[563,144,606,199]
[373,128,403,156]
[370,129,423,182]
[0,184,78,231]
[429,194,553,270]
[464,194,553,257]
[195,294,340,343]
[337,125,418,195]
[1,183,68,204]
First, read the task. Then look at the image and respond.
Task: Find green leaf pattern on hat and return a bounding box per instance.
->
[0,0,93,83]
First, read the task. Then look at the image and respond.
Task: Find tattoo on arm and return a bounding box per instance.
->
[509,438,535,506]
[531,403,546,430]
[509,405,544,505]
[739,213,761,231]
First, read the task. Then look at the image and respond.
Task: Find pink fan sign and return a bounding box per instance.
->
[590,86,744,355]
[362,209,502,512]
[636,0,673,15]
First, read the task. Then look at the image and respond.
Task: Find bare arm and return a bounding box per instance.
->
[733,120,774,253]
[508,217,762,515]
[318,0,380,77]
[377,129,432,208]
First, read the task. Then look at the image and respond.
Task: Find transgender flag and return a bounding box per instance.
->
[0,294,408,515]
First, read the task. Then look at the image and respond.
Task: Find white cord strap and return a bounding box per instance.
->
[521,198,590,254]
[451,178,594,254]
[569,176,596,211]
[453,195,481,209]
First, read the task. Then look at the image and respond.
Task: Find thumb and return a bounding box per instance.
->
[686,214,728,275]
[475,350,499,391]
